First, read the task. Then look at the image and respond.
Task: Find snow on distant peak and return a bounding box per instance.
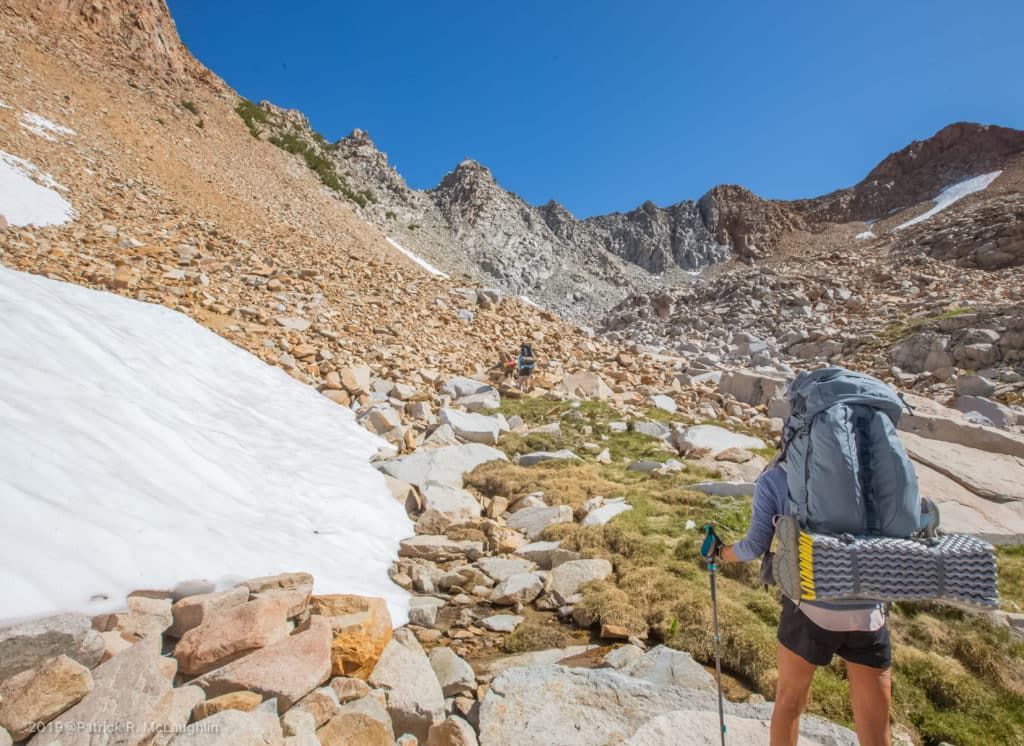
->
[0,267,412,625]
[386,236,449,277]
[0,150,77,227]
[20,111,77,141]
[895,171,1002,230]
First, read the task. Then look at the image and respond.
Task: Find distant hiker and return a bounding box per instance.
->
[516,343,536,391]
[704,367,928,746]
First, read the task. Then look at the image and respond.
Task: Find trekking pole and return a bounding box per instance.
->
[701,523,727,746]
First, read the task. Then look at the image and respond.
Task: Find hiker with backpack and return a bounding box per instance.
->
[516,342,536,392]
[701,367,926,746]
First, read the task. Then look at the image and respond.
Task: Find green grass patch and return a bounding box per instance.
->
[997,546,1024,612]
[180,99,198,115]
[234,99,374,207]
[235,98,269,137]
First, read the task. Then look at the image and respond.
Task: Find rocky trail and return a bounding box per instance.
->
[2,1,1024,744]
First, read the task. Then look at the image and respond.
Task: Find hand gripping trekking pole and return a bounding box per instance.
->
[701,524,727,746]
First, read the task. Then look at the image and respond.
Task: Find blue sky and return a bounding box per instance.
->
[167,0,1023,218]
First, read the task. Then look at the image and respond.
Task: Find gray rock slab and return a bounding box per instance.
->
[0,613,104,683]
[379,444,507,489]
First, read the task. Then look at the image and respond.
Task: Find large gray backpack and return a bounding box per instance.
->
[782,367,921,537]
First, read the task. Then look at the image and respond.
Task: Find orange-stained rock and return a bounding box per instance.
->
[311,595,393,679]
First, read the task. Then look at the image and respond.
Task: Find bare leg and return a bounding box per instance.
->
[846,660,892,746]
[772,642,817,746]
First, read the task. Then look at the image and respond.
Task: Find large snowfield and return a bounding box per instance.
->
[896,170,1002,230]
[0,266,412,625]
[0,150,76,227]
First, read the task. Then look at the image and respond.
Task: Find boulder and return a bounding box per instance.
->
[421,482,482,520]
[170,709,284,745]
[582,499,632,527]
[489,573,546,606]
[192,691,264,721]
[399,535,484,562]
[506,505,574,540]
[625,710,835,745]
[476,557,538,583]
[673,425,765,457]
[956,374,997,398]
[891,333,954,376]
[913,460,1024,544]
[458,390,501,412]
[718,370,787,407]
[954,395,1017,429]
[0,613,104,682]
[428,647,475,697]
[902,432,1024,503]
[310,595,393,679]
[633,421,672,440]
[169,587,250,638]
[0,655,93,740]
[603,644,644,670]
[30,637,179,746]
[477,664,855,746]
[368,639,445,741]
[174,597,292,676]
[479,615,524,633]
[440,408,502,445]
[649,395,677,413]
[561,372,613,400]
[282,708,317,737]
[440,377,492,399]
[194,617,333,713]
[621,645,715,691]
[899,392,1024,458]
[548,560,613,605]
[516,449,581,466]
[359,405,403,437]
[329,676,370,703]
[379,444,508,489]
[427,715,479,746]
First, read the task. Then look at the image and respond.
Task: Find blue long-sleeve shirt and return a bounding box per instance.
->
[733,464,884,631]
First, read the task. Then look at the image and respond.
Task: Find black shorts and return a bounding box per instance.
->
[778,597,891,669]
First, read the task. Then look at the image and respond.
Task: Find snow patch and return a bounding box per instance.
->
[895,171,1002,230]
[0,267,412,625]
[518,295,540,308]
[20,111,76,141]
[386,237,449,277]
[0,150,76,226]
[855,230,875,240]
[0,99,10,109]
